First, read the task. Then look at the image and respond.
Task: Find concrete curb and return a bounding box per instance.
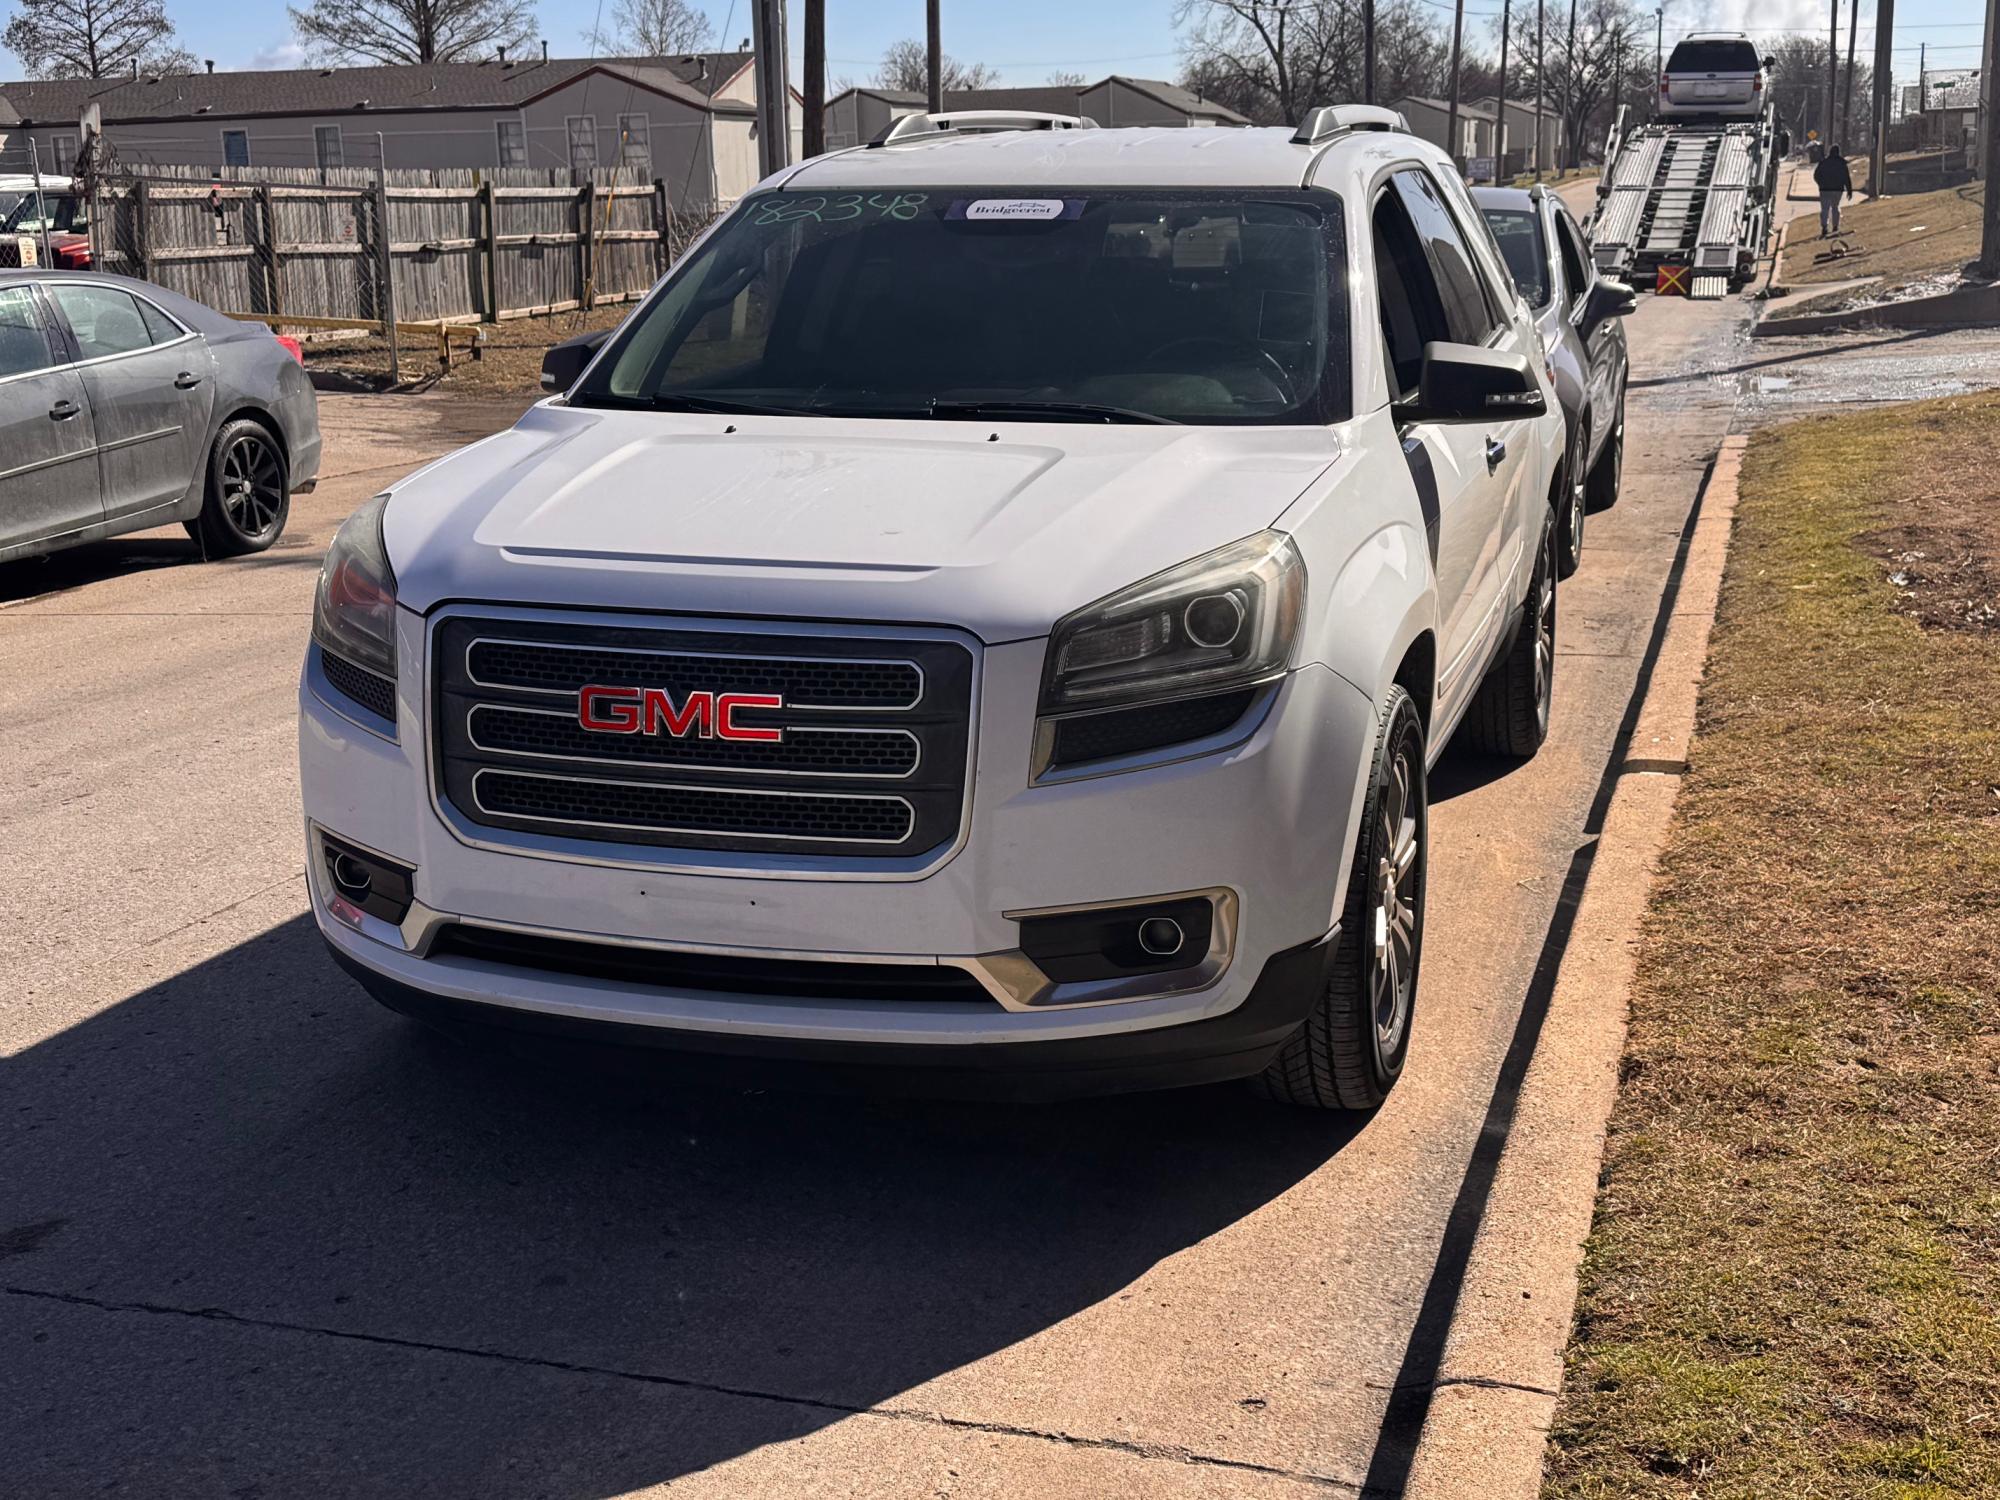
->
[1752,279,2000,337]
[1401,436,1750,1500]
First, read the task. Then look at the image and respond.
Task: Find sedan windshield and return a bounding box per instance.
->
[1481,209,1549,307]
[575,189,1348,425]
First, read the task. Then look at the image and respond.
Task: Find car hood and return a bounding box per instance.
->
[383,402,1342,642]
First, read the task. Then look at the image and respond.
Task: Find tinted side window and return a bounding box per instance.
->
[51,285,157,359]
[1393,169,1496,346]
[1372,187,1451,401]
[1482,208,1549,307]
[0,286,61,378]
[1553,212,1592,312]
[136,297,184,344]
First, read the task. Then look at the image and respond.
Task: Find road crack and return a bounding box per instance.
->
[5,1285,1363,1491]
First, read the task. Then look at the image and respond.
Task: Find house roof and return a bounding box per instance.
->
[0,91,20,127]
[1101,76,1251,124]
[823,77,1250,127]
[1397,96,1499,122]
[0,54,759,128]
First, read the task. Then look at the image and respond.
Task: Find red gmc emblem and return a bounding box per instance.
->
[577,685,784,742]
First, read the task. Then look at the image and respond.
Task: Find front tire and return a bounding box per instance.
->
[1462,512,1557,759]
[1255,686,1427,1111]
[192,418,289,558]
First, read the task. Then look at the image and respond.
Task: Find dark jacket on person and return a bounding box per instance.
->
[1814,153,1853,194]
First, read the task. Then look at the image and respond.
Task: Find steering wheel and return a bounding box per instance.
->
[1141,337,1298,406]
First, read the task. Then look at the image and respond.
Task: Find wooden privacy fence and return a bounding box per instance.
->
[87,164,716,370]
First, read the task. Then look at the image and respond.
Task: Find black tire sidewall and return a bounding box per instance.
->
[1352,691,1429,1091]
[202,419,289,554]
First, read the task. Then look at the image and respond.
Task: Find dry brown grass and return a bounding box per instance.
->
[1785,179,1985,289]
[1542,392,2000,1498]
[300,303,634,395]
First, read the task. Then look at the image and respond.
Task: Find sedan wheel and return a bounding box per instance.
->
[194,418,290,558]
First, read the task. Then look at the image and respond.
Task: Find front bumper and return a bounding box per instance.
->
[300,603,1379,1071]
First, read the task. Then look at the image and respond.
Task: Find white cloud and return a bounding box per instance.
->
[1673,0,1836,40]
[250,40,311,70]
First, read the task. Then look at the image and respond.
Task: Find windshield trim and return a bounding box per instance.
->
[571,185,1352,428]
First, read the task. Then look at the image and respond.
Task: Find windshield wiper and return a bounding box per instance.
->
[926,399,1180,426]
[586,392,829,419]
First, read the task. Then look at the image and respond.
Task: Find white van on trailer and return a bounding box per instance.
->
[299,107,1568,1110]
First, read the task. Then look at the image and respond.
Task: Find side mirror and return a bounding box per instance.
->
[1581,277,1638,330]
[1399,342,1547,424]
[541,328,611,393]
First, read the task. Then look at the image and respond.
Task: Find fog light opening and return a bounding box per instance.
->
[1137,916,1185,958]
[330,852,374,901]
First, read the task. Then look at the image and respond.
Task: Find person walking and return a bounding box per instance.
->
[1814,145,1855,237]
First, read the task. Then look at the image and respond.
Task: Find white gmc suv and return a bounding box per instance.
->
[300,106,1565,1110]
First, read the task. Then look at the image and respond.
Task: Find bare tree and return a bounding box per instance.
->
[875,37,997,93]
[288,0,535,65]
[1761,32,1869,146]
[3,0,191,78]
[1513,0,1643,165]
[1046,69,1086,86]
[1175,0,1458,127]
[589,0,712,58]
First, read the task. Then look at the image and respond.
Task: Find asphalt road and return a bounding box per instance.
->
[0,233,1940,1496]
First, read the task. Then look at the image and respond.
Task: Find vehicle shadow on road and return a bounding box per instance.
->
[0,537,324,604]
[3,914,1362,1496]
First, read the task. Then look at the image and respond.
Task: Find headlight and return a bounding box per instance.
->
[312,493,398,678]
[1036,531,1305,771]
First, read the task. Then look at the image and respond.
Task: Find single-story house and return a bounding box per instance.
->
[1471,97,1565,177]
[822,75,1249,150]
[0,49,802,207]
[1394,96,1499,167]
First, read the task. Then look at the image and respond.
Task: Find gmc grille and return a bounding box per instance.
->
[433,617,974,858]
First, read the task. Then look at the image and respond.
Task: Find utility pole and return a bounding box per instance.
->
[1980,0,2000,274]
[1535,0,1546,179]
[751,0,791,177]
[1364,0,1377,104]
[1497,0,1512,183]
[1825,0,1839,146]
[1840,0,1860,146]
[926,0,943,113]
[1447,0,1466,177]
[803,0,824,157]
[1564,0,1579,169]
[1869,0,1895,195]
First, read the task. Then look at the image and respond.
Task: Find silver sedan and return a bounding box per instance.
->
[0,269,322,564]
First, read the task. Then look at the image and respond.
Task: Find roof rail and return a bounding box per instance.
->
[1290,104,1409,146]
[869,110,1099,147]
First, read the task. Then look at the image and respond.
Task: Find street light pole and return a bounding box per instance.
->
[1535,0,1546,179]
[1868,0,1895,195]
[1825,0,1839,145]
[1564,0,1579,169]
[1365,0,1377,104]
[1497,0,1513,183]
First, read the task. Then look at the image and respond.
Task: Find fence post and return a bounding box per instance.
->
[578,179,596,310]
[256,181,284,318]
[478,175,498,321]
[652,176,670,276]
[134,177,153,283]
[372,165,402,383]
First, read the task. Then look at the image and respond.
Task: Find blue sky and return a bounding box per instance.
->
[0,0,1987,91]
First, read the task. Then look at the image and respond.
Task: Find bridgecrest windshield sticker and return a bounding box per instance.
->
[947,199,1086,222]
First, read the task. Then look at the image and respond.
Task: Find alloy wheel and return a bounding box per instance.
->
[221,433,285,540]
[1533,529,1557,735]
[1372,740,1422,1057]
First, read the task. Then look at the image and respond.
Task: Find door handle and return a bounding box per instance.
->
[1484,436,1507,471]
[49,399,79,420]
[174,371,203,389]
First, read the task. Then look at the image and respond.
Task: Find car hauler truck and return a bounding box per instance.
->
[1588,103,1784,297]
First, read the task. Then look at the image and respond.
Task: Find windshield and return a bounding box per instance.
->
[0,192,85,235]
[1667,39,1759,73]
[1480,209,1548,307]
[575,189,1349,425]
